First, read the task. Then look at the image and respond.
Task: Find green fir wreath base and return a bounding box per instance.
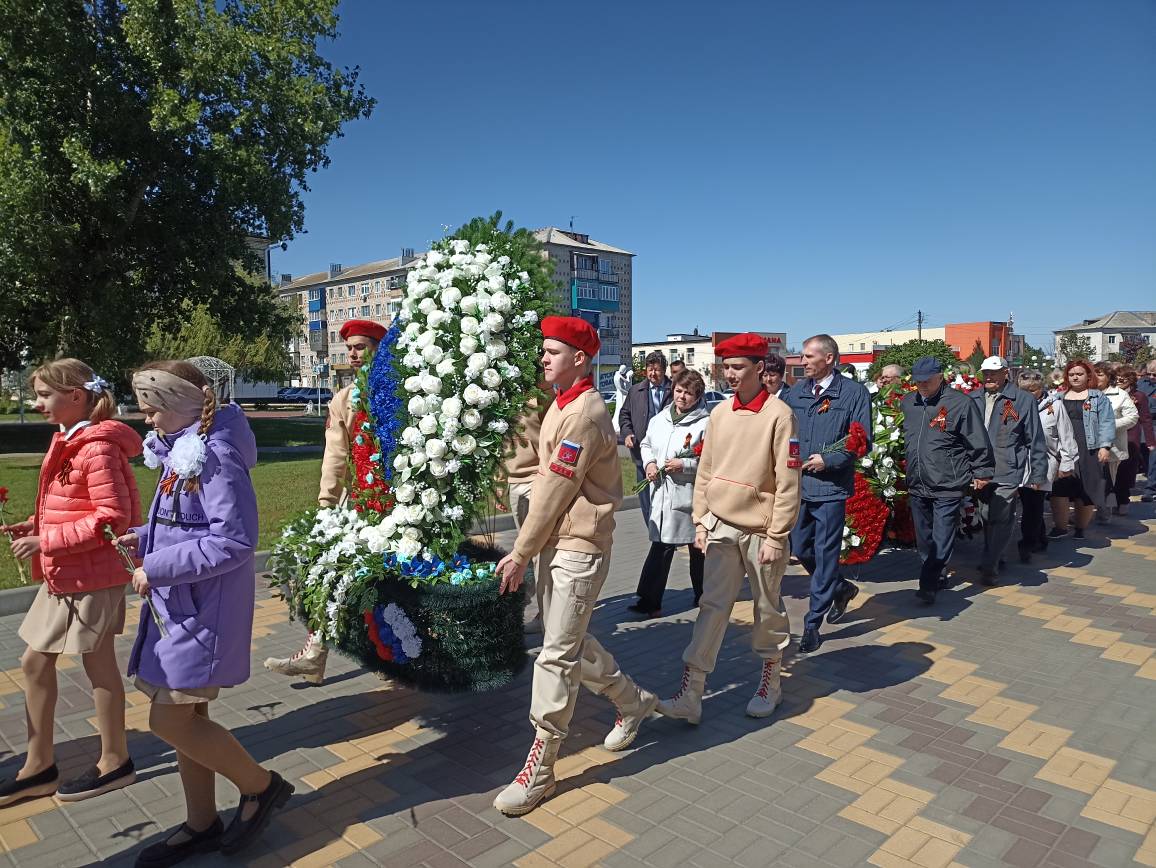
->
[326,542,528,692]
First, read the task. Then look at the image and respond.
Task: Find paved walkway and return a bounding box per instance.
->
[1,506,1155,867]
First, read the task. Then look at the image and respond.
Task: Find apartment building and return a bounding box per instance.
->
[1054,311,1156,363]
[534,228,634,389]
[276,252,418,388]
[632,330,788,390]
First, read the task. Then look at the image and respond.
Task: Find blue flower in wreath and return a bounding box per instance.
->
[364,603,422,663]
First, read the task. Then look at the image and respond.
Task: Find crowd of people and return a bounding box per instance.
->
[2,318,1154,845]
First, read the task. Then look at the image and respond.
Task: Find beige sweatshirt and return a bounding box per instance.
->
[504,397,548,487]
[693,395,801,546]
[318,384,356,507]
[511,387,622,563]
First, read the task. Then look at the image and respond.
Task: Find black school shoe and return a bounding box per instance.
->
[57,758,135,802]
[0,764,59,807]
[827,580,859,624]
[135,818,223,868]
[219,771,294,855]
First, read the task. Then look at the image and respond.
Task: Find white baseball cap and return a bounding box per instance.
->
[980,356,1008,371]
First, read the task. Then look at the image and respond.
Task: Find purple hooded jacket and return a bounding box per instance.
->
[126,404,259,690]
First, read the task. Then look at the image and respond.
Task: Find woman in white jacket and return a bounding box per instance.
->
[629,370,710,619]
[1017,370,1079,558]
[1094,362,1138,515]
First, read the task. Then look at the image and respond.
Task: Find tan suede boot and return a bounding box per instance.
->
[493,733,560,816]
[263,632,328,685]
[657,666,706,725]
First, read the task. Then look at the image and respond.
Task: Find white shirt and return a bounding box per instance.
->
[814,373,836,395]
[62,420,92,440]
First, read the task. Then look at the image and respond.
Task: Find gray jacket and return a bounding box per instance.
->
[972,382,1048,489]
[901,385,995,498]
[618,378,672,460]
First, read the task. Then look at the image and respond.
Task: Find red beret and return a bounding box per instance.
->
[715,332,768,359]
[340,319,386,342]
[541,315,600,356]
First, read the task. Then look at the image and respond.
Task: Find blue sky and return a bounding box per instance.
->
[272,1,1156,350]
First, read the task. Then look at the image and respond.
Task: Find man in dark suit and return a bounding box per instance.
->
[784,335,872,654]
[619,351,673,526]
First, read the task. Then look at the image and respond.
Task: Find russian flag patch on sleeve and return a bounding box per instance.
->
[556,439,583,466]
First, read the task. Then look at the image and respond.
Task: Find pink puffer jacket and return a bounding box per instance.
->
[32,421,143,594]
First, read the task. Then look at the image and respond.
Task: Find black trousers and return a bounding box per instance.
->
[1019,487,1047,552]
[910,494,963,593]
[636,541,704,611]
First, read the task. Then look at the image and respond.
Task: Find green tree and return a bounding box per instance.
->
[144,300,292,382]
[1015,342,1051,372]
[0,0,374,374]
[1120,334,1147,365]
[867,339,959,381]
[965,339,987,371]
[1057,332,1095,364]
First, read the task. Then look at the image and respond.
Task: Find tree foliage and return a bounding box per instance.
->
[0,0,374,374]
[965,339,986,371]
[867,339,959,381]
[1017,342,1051,372]
[144,300,292,382]
[1057,332,1095,364]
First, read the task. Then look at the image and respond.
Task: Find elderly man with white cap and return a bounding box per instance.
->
[973,356,1047,583]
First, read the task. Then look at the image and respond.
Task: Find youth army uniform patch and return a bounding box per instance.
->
[549,439,583,479]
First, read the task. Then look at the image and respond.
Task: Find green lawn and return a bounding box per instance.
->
[0,454,322,590]
[0,415,325,454]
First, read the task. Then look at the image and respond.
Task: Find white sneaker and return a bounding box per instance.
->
[603,687,658,751]
[745,659,782,718]
[656,666,706,725]
[493,734,559,816]
[264,632,328,685]
[523,615,543,635]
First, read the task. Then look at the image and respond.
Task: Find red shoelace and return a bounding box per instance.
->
[514,739,545,787]
[755,662,777,699]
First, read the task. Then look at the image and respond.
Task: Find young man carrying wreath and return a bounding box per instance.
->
[493,316,656,816]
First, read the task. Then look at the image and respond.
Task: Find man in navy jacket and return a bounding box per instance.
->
[973,356,1048,580]
[785,335,872,654]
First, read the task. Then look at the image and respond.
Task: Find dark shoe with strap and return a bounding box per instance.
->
[0,765,59,808]
[219,771,294,855]
[915,589,937,605]
[135,818,223,867]
[798,627,823,655]
[1047,527,1068,539]
[827,580,859,624]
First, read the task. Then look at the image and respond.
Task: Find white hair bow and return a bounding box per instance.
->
[84,375,110,394]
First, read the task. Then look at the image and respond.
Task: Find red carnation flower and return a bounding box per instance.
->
[0,486,8,503]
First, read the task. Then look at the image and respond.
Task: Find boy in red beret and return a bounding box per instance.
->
[658,332,801,723]
[265,318,383,684]
[494,316,656,816]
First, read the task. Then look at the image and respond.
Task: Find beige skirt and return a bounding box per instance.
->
[134,677,220,705]
[18,583,126,655]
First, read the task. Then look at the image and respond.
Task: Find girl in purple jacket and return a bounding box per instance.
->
[123,361,291,866]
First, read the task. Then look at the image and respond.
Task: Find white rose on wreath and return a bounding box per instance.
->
[428,459,448,478]
[393,454,409,471]
[395,484,416,503]
[425,438,447,459]
[482,312,505,333]
[440,396,462,417]
[462,409,483,429]
[460,335,479,355]
[461,316,481,335]
[420,374,442,395]
[463,383,484,405]
[482,368,502,388]
[452,434,477,455]
[440,287,462,308]
[418,415,439,435]
[401,427,424,447]
[460,295,480,315]
[422,344,445,366]
[410,450,427,468]
[421,489,441,509]
[404,375,422,392]
[485,339,507,360]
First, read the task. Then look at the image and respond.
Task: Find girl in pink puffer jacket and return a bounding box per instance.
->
[0,359,142,808]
